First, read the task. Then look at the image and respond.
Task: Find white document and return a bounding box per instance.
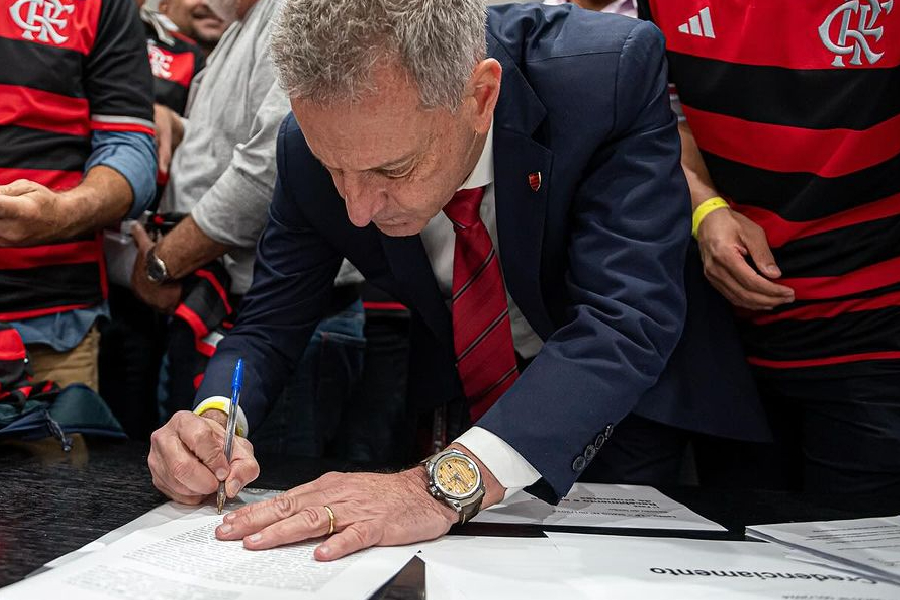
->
[420,535,589,600]
[544,532,899,600]
[747,516,900,586]
[420,533,900,600]
[472,483,725,531]
[42,488,283,570]
[3,506,415,600]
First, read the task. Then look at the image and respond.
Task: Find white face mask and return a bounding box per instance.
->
[205,0,238,22]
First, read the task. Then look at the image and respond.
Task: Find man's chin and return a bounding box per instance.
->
[375,221,422,237]
[193,25,226,43]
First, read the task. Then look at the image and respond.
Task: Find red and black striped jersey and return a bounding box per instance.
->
[142,11,204,115]
[639,0,900,376]
[0,0,154,321]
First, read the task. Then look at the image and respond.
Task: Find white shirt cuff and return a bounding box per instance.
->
[454,427,541,500]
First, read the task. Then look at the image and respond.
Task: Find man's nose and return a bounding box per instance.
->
[342,175,386,227]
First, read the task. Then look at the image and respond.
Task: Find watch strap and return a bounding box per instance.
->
[458,490,483,525]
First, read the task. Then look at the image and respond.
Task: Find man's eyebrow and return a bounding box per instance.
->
[369,153,416,172]
[309,150,334,170]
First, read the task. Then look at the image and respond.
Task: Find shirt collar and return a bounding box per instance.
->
[543,0,636,14]
[141,7,176,46]
[457,121,494,191]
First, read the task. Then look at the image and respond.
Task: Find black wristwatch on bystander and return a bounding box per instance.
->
[145,246,171,284]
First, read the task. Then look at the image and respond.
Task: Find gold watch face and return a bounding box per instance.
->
[435,454,479,498]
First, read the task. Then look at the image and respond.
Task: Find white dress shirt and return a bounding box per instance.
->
[421,123,543,495]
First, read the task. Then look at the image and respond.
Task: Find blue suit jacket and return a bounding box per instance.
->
[198,5,766,502]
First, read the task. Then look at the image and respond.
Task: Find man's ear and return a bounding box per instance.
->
[468,59,502,135]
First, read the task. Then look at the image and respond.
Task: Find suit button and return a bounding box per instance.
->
[604,424,615,438]
[584,444,596,461]
[594,433,606,448]
[572,455,586,472]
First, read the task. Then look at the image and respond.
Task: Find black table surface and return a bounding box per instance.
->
[2,437,899,596]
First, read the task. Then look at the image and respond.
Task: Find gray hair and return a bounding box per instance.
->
[269,0,487,110]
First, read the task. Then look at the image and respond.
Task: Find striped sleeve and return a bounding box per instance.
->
[85,0,155,136]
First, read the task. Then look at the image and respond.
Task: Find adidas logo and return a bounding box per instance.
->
[677,6,716,38]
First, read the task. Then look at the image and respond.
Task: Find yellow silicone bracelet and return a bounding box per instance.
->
[193,400,244,437]
[691,196,730,239]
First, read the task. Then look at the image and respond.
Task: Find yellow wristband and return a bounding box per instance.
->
[691,196,729,239]
[193,399,245,437]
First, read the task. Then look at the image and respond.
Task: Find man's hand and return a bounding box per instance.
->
[216,468,458,561]
[216,443,505,561]
[154,103,185,176]
[0,166,131,246]
[696,208,796,311]
[0,179,68,246]
[130,222,183,313]
[148,410,260,505]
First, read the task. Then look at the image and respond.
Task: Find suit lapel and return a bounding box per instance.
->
[493,129,555,340]
[490,33,556,340]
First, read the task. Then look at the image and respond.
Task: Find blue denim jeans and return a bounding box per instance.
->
[250,300,366,458]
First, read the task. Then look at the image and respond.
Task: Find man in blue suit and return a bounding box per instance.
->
[148,0,703,559]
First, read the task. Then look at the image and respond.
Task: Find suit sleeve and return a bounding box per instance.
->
[195,116,343,428]
[476,20,691,502]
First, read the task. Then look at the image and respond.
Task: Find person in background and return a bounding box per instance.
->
[96,0,208,441]
[0,0,156,392]
[141,2,206,117]
[156,0,230,57]
[131,0,367,459]
[638,0,900,494]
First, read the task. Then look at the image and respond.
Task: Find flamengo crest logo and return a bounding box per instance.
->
[9,0,74,44]
[819,0,893,67]
[147,41,174,80]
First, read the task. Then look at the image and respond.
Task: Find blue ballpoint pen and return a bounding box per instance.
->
[217,358,243,514]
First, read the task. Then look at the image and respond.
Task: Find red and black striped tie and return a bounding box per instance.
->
[444,186,518,422]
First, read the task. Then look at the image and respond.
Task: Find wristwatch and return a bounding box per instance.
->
[145,246,170,284]
[423,449,485,524]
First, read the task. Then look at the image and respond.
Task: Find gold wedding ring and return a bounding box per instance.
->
[323,505,335,535]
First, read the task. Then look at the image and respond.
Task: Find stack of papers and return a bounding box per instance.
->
[747,516,900,586]
[473,483,726,531]
[8,483,895,600]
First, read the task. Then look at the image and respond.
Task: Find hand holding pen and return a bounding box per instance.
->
[147,358,259,508]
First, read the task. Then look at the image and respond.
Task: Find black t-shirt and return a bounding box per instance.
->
[143,15,205,115]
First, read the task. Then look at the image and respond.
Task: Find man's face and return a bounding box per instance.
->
[292,66,486,238]
[161,0,229,45]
